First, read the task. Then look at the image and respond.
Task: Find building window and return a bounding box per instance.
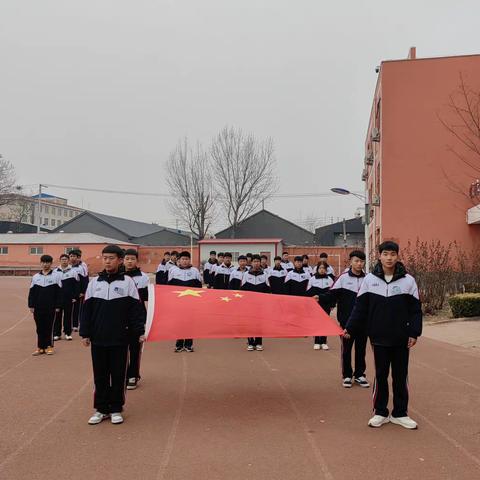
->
[231,252,241,262]
[64,209,68,217]
[44,206,49,214]
[30,246,44,255]
[43,218,49,226]
[0,247,8,255]
[51,219,56,226]
[69,211,73,218]
[52,207,56,215]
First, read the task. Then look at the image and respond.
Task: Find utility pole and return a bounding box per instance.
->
[37,184,42,233]
[342,217,347,248]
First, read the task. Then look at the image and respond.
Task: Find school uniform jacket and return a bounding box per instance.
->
[203,259,217,286]
[306,274,334,312]
[228,268,248,290]
[284,268,311,296]
[303,265,313,276]
[28,270,63,310]
[124,268,149,308]
[346,262,423,347]
[155,260,167,285]
[240,269,270,293]
[213,263,235,290]
[267,266,287,294]
[55,266,81,304]
[80,270,145,346]
[329,269,365,328]
[75,261,89,294]
[167,265,202,288]
[280,261,294,272]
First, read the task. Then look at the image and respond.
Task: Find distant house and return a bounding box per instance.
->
[0,221,48,234]
[314,217,365,247]
[51,211,196,246]
[215,209,314,245]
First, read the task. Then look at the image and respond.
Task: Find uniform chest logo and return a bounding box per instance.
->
[113,287,124,296]
[391,285,402,295]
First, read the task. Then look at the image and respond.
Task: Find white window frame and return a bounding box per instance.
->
[30,246,44,255]
[0,246,8,255]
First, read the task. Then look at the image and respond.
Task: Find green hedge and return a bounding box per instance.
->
[448,294,480,318]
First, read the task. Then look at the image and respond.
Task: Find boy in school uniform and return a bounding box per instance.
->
[245,253,253,270]
[228,255,248,290]
[28,255,62,356]
[281,252,294,271]
[345,241,422,429]
[212,252,234,290]
[123,248,149,390]
[80,245,145,425]
[69,249,88,332]
[284,256,311,296]
[155,251,171,285]
[302,254,313,276]
[306,261,334,350]
[203,250,218,288]
[54,253,80,341]
[240,254,270,351]
[267,256,287,294]
[329,250,368,389]
[319,252,335,280]
[260,255,269,272]
[168,251,202,352]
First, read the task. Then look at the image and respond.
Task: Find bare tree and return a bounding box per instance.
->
[210,126,278,236]
[0,155,17,207]
[165,139,216,240]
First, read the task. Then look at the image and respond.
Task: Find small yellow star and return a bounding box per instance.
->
[233,293,243,298]
[173,289,204,297]
[220,296,232,302]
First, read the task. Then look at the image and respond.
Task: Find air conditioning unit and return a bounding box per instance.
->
[365,152,374,165]
[361,168,368,181]
[371,128,380,142]
[371,194,380,206]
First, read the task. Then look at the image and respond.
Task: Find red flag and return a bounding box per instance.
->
[146,285,343,341]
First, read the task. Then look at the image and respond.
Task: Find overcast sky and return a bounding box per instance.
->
[1,0,479,232]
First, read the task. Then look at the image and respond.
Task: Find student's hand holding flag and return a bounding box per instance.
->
[139,335,146,343]
[82,338,91,347]
[408,337,417,348]
[342,329,351,339]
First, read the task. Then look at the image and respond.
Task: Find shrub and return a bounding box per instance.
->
[448,294,480,318]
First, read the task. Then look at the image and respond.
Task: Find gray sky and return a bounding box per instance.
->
[1,0,479,232]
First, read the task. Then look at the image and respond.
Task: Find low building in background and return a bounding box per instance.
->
[314,217,365,247]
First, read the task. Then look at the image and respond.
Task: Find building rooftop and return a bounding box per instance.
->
[0,233,137,245]
[198,238,283,244]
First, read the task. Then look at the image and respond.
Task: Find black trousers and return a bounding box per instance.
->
[91,345,129,414]
[33,309,55,349]
[372,344,410,418]
[314,336,327,344]
[54,302,73,336]
[176,339,193,348]
[72,298,82,329]
[341,333,367,378]
[127,337,143,379]
[247,337,262,346]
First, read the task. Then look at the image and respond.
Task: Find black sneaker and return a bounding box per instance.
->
[185,346,194,353]
[174,346,184,353]
[126,377,138,390]
[342,377,353,388]
[354,376,370,388]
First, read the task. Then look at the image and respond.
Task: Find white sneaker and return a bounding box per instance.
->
[65,335,73,341]
[88,411,109,425]
[247,345,255,351]
[343,377,353,388]
[255,345,264,351]
[389,416,418,429]
[53,336,60,341]
[321,344,329,350]
[354,376,370,388]
[368,415,390,428]
[110,412,124,424]
[313,344,321,350]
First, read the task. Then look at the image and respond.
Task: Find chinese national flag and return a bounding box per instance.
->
[146,285,343,341]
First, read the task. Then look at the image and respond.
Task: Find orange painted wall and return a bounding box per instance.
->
[366,54,480,258]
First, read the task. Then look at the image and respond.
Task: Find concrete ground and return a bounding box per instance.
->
[0,277,479,480]
[424,320,480,349]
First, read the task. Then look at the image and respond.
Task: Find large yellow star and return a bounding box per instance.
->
[233,293,243,298]
[220,296,232,302]
[173,289,204,298]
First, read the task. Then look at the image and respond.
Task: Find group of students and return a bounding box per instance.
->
[28,239,422,430]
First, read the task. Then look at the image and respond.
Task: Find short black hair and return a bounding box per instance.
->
[302,254,309,260]
[69,248,82,257]
[164,251,171,256]
[210,250,216,255]
[260,255,268,260]
[40,254,53,263]
[124,248,139,258]
[274,256,281,261]
[319,252,328,258]
[224,252,232,258]
[218,252,225,257]
[349,250,366,260]
[378,241,399,254]
[179,250,191,259]
[252,254,261,261]
[294,255,303,262]
[238,255,247,261]
[283,251,289,255]
[170,250,179,257]
[59,254,69,260]
[102,244,125,258]
[246,253,253,258]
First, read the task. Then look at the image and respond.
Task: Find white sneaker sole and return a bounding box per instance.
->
[368,418,390,428]
[111,418,124,425]
[343,383,353,388]
[355,381,370,388]
[389,417,418,429]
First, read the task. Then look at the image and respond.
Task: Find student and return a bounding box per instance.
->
[319,252,335,280]
[155,251,171,285]
[260,255,269,272]
[54,254,80,341]
[203,250,218,288]
[123,248,149,390]
[281,252,294,271]
[284,256,311,296]
[28,255,62,356]
[306,261,334,350]
[213,252,234,290]
[69,249,88,332]
[241,254,270,351]
[302,254,313,276]
[330,250,368,388]
[168,251,202,352]
[245,253,253,270]
[267,256,287,294]
[345,241,422,429]
[80,245,145,425]
[229,255,248,290]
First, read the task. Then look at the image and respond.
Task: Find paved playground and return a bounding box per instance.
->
[0,277,479,480]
